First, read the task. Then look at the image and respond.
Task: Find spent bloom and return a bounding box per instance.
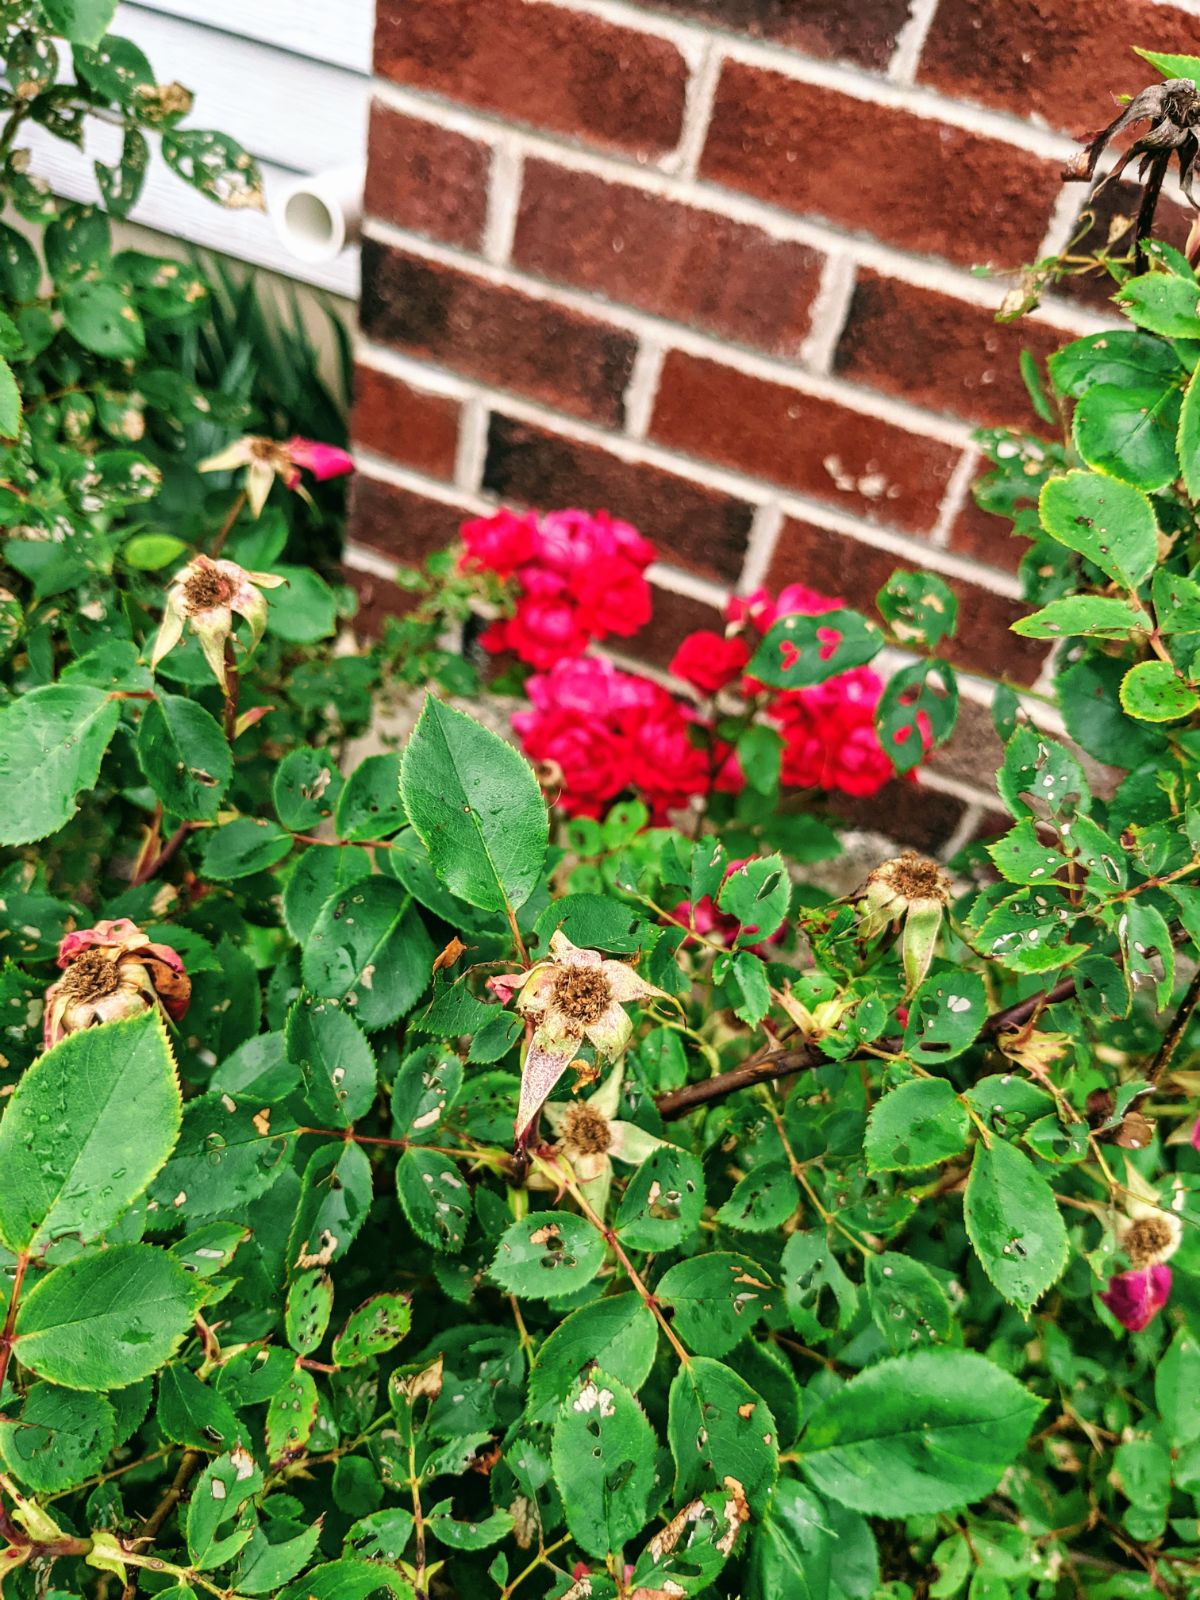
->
[1100,1197,1182,1333]
[201,434,353,517]
[44,918,190,1047]
[489,931,672,1143]
[534,1066,668,1213]
[151,554,284,692]
[858,851,952,993]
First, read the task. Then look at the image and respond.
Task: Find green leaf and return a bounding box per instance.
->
[964,1139,1068,1311]
[38,0,119,47]
[780,1232,858,1344]
[717,854,791,943]
[865,1079,969,1173]
[876,570,958,648]
[265,1366,318,1459]
[273,747,343,832]
[1136,46,1200,87]
[527,1294,658,1419]
[426,1503,514,1551]
[987,819,1068,886]
[748,609,882,689]
[69,448,160,510]
[1178,360,1200,501]
[234,1517,322,1596]
[399,695,548,914]
[123,533,187,571]
[0,1011,181,1254]
[287,995,377,1128]
[332,1293,412,1367]
[490,1211,605,1300]
[302,877,434,1029]
[156,1363,244,1453]
[748,1480,874,1600]
[390,1044,462,1138]
[137,694,231,821]
[283,845,373,945]
[1120,659,1200,722]
[16,1243,199,1389]
[668,1357,778,1516]
[1156,1329,1200,1450]
[73,33,154,102]
[875,659,958,773]
[285,1270,333,1357]
[1049,327,1181,397]
[1115,899,1175,1010]
[1011,595,1147,640]
[616,1143,706,1252]
[148,1092,295,1223]
[264,565,337,645]
[902,971,987,1064]
[187,1449,264,1570]
[658,1253,777,1358]
[714,1160,800,1233]
[0,1381,115,1491]
[1038,470,1159,590]
[278,1559,411,1600]
[61,280,144,358]
[201,818,293,880]
[0,684,120,846]
[397,1148,472,1252]
[1115,273,1200,339]
[336,753,407,842]
[0,355,20,440]
[289,1142,374,1271]
[997,726,1091,823]
[552,1370,657,1559]
[977,889,1080,974]
[865,1252,953,1354]
[1072,382,1181,491]
[799,1351,1042,1515]
[1153,567,1200,632]
[161,128,264,209]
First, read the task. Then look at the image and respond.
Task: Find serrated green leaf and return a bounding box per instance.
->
[552,1370,657,1558]
[527,1294,658,1419]
[866,1252,953,1354]
[0,684,120,846]
[273,746,343,832]
[668,1357,778,1516]
[301,877,434,1030]
[285,1270,333,1356]
[332,1293,412,1367]
[397,1148,472,1252]
[964,1139,1067,1311]
[658,1253,777,1358]
[1120,659,1200,722]
[0,1382,115,1491]
[866,1079,969,1172]
[287,995,377,1129]
[490,1211,604,1300]
[1038,470,1159,590]
[748,609,882,689]
[615,1143,705,1252]
[1011,595,1146,639]
[137,694,231,821]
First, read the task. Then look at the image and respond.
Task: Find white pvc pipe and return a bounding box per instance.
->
[270,164,364,264]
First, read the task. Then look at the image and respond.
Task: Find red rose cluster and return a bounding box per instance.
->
[512,657,712,822]
[669,583,898,799]
[460,507,654,670]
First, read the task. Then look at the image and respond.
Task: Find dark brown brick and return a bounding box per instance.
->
[364,102,490,249]
[346,564,422,634]
[948,480,1030,575]
[699,63,1061,268]
[924,694,1005,792]
[351,363,461,481]
[621,582,726,672]
[832,272,1073,428]
[826,779,969,856]
[1056,178,1194,312]
[482,412,755,583]
[374,0,689,158]
[641,0,911,70]
[764,516,1048,682]
[347,472,469,565]
[512,159,824,356]
[360,241,638,427]
[649,349,958,536]
[917,0,1200,135]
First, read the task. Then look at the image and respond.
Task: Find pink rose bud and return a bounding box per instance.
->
[1099,1264,1172,1332]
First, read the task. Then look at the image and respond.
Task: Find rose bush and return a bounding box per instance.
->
[0,21,1198,1600]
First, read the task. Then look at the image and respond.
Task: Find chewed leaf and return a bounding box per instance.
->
[490,1211,604,1300]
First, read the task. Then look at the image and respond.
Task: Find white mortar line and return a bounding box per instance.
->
[674,39,723,181]
[356,333,1026,602]
[356,449,491,513]
[483,139,524,265]
[623,339,666,440]
[531,0,1082,160]
[939,800,986,858]
[644,561,730,607]
[343,540,401,581]
[1038,179,1087,261]
[799,255,857,373]
[737,503,785,593]
[888,0,940,86]
[453,396,490,494]
[369,79,1115,339]
[929,444,981,549]
[363,215,974,445]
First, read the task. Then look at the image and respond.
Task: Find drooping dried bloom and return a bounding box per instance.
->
[150,554,285,692]
[1064,77,1200,268]
[534,1067,667,1213]
[489,932,672,1143]
[858,851,952,992]
[44,918,189,1047]
[200,434,353,517]
[1116,1199,1183,1269]
[1100,1264,1172,1332]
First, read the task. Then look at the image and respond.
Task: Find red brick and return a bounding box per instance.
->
[826,780,968,855]
[512,159,823,356]
[622,583,726,673]
[345,565,421,634]
[832,272,1072,429]
[374,0,689,159]
[948,481,1030,575]
[649,349,958,536]
[351,363,461,481]
[917,0,1200,136]
[641,0,910,70]
[347,472,469,565]
[1056,178,1193,313]
[360,241,638,427]
[765,516,1048,682]
[482,412,755,583]
[699,64,1061,268]
[364,102,489,249]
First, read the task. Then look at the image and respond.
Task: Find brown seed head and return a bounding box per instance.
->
[58,948,124,1005]
[871,850,950,906]
[562,1101,612,1157]
[182,565,232,613]
[1123,1214,1175,1268]
[551,966,612,1029]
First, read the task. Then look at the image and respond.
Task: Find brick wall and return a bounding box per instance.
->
[346,0,1198,845]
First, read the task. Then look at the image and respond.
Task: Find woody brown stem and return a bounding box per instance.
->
[119,1449,203,1600]
[1147,966,1200,1088]
[209,489,247,558]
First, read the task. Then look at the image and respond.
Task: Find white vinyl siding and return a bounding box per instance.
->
[21,0,373,296]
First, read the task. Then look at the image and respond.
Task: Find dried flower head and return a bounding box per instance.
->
[489,931,673,1143]
[1116,1198,1182,1268]
[533,1066,668,1213]
[150,554,284,692]
[858,851,952,993]
[200,434,353,517]
[44,918,189,1047]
